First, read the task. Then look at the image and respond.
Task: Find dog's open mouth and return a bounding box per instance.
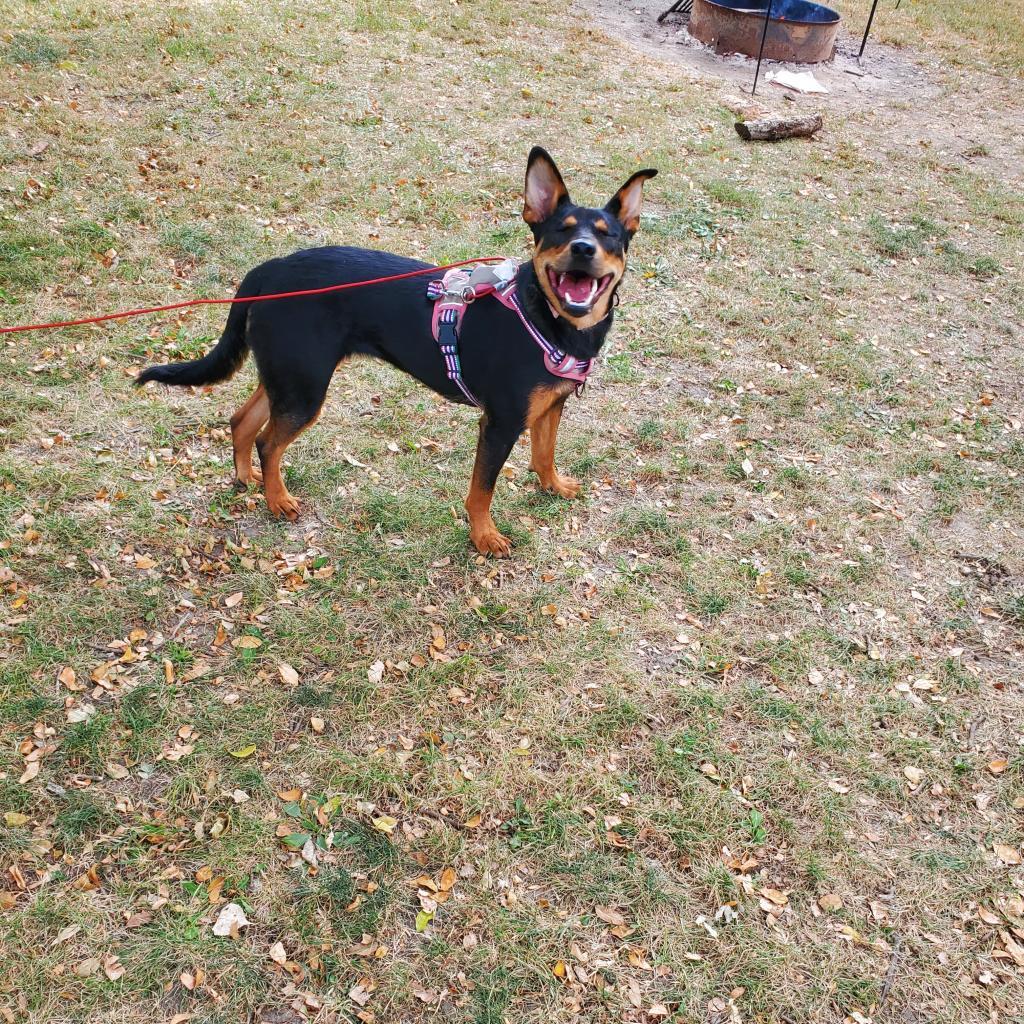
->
[546,268,613,314]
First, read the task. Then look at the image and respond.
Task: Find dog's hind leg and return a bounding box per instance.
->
[255,377,332,521]
[256,414,313,521]
[230,384,270,486]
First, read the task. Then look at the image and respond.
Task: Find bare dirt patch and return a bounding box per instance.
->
[578,0,1024,180]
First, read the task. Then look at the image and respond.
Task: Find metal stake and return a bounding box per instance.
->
[859,0,882,59]
[751,0,775,97]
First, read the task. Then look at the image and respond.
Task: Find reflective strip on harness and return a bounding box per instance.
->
[426,259,593,408]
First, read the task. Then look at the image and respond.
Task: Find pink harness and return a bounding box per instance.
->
[426,259,592,409]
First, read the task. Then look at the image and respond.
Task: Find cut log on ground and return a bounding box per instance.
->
[735,114,823,142]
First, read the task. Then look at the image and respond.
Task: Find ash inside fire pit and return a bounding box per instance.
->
[689,0,841,63]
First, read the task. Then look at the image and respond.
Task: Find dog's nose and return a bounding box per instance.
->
[570,239,596,259]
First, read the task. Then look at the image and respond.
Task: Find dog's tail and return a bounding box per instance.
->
[136,271,260,388]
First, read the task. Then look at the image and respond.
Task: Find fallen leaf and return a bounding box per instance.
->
[103,954,126,982]
[58,666,83,691]
[207,877,226,904]
[595,905,626,927]
[19,761,40,784]
[232,635,262,649]
[349,983,372,1006]
[415,909,434,932]
[368,660,385,684]
[818,894,843,912]
[761,888,789,907]
[278,663,299,687]
[212,902,249,937]
[987,759,1009,775]
[903,765,924,785]
[4,812,29,828]
[1000,931,1024,967]
[301,837,319,867]
[373,815,398,834]
[52,923,81,946]
[994,843,1022,866]
[75,957,101,977]
[67,703,97,724]
[163,742,194,762]
[229,744,257,759]
[268,941,287,965]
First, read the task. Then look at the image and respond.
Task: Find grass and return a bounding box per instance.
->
[1,1,1023,1022]
[854,0,1024,74]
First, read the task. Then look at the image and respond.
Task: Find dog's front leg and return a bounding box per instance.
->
[529,395,581,499]
[465,417,519,556]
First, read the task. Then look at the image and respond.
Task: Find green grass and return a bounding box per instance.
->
[4,32,66,66]
[846,0,1024,73]
[0,1,1022,1022]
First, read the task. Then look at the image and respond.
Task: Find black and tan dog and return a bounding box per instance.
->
[138,148,656,555]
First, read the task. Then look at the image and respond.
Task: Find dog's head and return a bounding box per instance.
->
[522,147,657,329]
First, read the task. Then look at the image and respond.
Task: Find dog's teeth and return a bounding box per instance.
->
[558,273,566,289]
[588,278,598,300]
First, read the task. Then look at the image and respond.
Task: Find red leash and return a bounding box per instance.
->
[0,257,507,335]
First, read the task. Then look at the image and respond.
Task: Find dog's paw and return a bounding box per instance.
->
[267,490,300,521]
[234,468,263,489]
[545,474,581,500]
[471,525,513,557]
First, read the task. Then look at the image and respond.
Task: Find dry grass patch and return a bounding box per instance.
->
[2,1,1023,1023]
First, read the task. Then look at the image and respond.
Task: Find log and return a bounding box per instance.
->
[735,113,823,142]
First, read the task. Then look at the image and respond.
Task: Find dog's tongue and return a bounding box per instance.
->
[558,273,593,305]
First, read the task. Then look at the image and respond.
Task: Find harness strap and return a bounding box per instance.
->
[492,287,592,385]
[426,260,593,408]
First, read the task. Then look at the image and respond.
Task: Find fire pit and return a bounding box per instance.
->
[689,0,841,64]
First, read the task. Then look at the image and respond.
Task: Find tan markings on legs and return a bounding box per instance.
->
[465,469,510,557]
[230,384,269,485]
[465,418,517,557]
[256,411,318,522]
[527,384,580,499]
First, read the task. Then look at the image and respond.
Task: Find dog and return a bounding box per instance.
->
[138,148,656,555]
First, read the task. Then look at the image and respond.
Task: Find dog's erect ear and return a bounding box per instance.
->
[605,168,658,237]
[523,147,571,226]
